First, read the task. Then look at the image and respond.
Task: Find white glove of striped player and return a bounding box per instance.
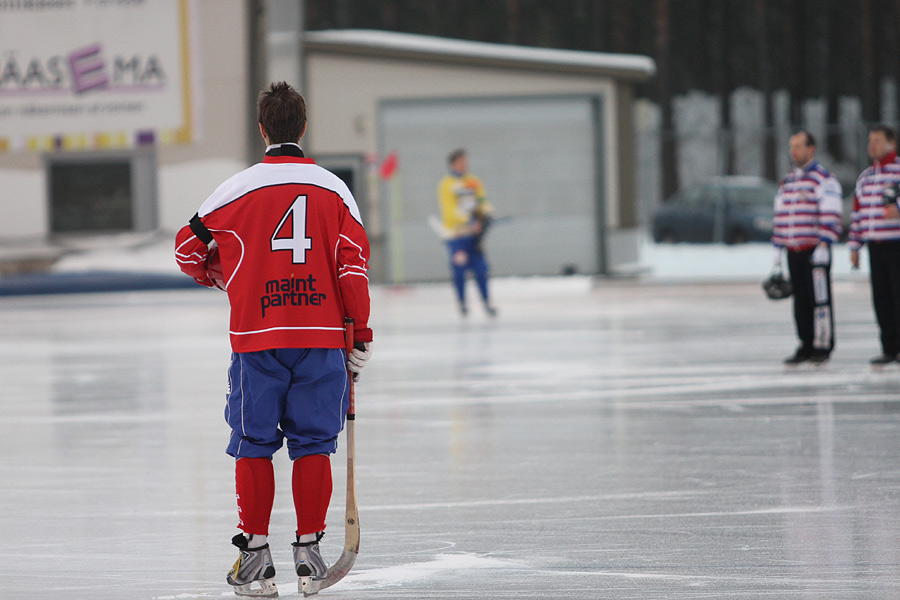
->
[772,246,784,268]
[811,243,831,266]
[347,342,372,382]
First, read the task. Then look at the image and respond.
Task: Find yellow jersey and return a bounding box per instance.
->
[437,172,493,238]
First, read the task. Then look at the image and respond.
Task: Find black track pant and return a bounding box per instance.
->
[868,240,900,356]
[787,247,834,355]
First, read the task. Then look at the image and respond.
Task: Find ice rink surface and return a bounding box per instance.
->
[2,273,900,599]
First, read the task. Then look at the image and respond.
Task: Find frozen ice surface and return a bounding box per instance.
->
[2,272,900,599]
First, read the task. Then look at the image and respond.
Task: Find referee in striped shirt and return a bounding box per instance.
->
[772,131,843,365]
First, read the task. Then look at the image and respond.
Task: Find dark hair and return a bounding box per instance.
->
[447,148,466,164]
[257,81,307,144]
[870,124,897,143]
[794,130,816,147]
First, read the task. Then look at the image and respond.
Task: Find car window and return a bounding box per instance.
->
[680,185,720,210]
[728,185,777,208]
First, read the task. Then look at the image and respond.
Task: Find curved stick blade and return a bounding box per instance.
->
[302,548,358,596]
[302,405,359,597]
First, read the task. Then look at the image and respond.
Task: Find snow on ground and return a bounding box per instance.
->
[50,231,182,275]
[48,232,871,283]
[639,239,868,281]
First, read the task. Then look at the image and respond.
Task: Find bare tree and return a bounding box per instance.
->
[893,0,900,127]
[824,0,844,162]
[709,1,735,175]
[756,0,777,181]
[883,0,900,127]
[609,0,631,54]
[807,0,843,165]
[860,0,878,123]
[783,1,805,127]
[506,0,521,45]
[656,0,679,199]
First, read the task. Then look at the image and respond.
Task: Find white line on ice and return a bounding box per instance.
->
[338,552,524,589]
[361,387,900,411]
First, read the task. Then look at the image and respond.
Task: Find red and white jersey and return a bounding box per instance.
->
[175,144,372,352]
[849,151,900,250]
[772,160,842,251]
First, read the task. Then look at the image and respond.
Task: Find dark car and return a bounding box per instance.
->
[652,176,779,244]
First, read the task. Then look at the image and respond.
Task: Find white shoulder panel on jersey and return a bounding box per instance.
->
[198,162,364,225]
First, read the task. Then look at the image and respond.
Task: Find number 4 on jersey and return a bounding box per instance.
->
[271,195,313,263]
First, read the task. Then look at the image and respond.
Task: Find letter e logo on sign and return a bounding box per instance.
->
[69,44,108,94]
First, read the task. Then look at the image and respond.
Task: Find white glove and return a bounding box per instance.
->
[771,246,784,269]
[347,342,372,382]
[811,243,831,266]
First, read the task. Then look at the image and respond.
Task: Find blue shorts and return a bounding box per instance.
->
[225,348,349,461]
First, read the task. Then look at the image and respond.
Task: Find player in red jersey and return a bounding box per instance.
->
[175,81,372,598]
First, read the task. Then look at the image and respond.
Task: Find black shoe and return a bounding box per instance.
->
[784,350,810,365]
[459,304,468,317]
[809,352,830,365]
[485,305,498,318]
[870,354,898,366]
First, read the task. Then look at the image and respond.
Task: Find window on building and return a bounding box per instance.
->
[50,161,133,232]
[46,151,157,234]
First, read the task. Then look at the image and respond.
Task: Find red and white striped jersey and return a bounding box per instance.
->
[772,160,842,251]
[849,151,900,250]
[175,144,372,352]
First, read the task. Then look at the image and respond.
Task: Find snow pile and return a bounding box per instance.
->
[47,233,870,283]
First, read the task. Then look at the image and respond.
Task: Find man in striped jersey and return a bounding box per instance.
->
[772,131,843,365]
[850,124,900,366]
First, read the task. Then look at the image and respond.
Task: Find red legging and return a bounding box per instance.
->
[235,454,332,536]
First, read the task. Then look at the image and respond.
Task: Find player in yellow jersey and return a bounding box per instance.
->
[437,149,497,317]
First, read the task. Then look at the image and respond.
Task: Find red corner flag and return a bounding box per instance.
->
[379,152,398,180]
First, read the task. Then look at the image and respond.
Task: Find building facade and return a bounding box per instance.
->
[0,2,653,281]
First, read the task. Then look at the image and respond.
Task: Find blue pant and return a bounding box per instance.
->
[447,236,490,305]
[225,348,349,461]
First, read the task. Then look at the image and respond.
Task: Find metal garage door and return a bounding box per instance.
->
[379,95,606,282]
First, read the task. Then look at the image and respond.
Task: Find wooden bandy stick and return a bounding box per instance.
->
[301,318,360,597]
